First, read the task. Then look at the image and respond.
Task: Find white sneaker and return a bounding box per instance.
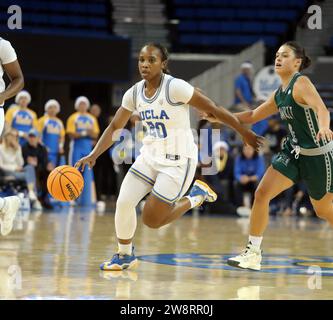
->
[0,196,21,236]
[32,200,43,211]
[227,243,262,271]
[28,190,37,201]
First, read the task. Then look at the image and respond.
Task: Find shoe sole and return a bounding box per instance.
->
[194,180,217,202]
[100,258,138,271]
[227,259,261,271]
[1,198,21,236]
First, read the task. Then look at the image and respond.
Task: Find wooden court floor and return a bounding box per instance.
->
[0,206,333,300]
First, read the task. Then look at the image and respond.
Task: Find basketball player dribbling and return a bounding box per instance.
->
[75,43,264,271]
[204,41,333,271]
[0,37,25,236]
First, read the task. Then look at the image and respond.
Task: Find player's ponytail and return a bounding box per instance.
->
[145,42,170,74]
[284,41,312,71]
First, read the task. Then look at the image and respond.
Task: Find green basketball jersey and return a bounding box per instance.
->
[274,72,326,149]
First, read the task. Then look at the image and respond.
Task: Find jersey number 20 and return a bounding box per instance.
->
[146,121,167,138]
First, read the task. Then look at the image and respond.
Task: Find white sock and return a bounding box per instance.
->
[249,235,263,249]
[118,243,132,255]
[185,195,204,209]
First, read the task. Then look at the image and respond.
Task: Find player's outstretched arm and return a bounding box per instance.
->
[189,89,264,151]
[202,91,278,125]
[0,60,24,104]
[75,107,132,171]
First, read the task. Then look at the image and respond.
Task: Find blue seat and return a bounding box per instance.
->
[179,34,198,45]
[236,9,258,19]
[175,8,195,18]
[215,9,236,19]
[196,8,218,18]
[49,15,68,26]
[174,0,193,4]
[88,17,107,28]
[220,22,241,32]
[241,22,264,33]
[277,9,298,20]
[67,3,89,14]
[87,3,106,15]
[265,22,287,34]
[199,21,220,32]
[178,21,197,31]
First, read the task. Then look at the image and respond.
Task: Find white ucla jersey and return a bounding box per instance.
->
[0,38,17,96]
[121,73,198,166]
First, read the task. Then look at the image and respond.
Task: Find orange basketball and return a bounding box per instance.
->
[47,165,84,202]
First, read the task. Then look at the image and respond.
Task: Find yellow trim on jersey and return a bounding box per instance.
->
[66,112,100,135]
[66,112,78,134]
[5,105,38,128]
[37,115,65,137]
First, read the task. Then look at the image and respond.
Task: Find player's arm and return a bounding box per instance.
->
[75,107,132,171]
[234,92,279,124]
[189,89,264,151]
[0,60,24,104]
[293,76,332,142]
[203,91,278,125]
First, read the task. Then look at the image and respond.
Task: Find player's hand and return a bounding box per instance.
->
[241,130,265,152]
[316,128,333,142]
[75,154,97,171]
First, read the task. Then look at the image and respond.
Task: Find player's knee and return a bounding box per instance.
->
[142,214,163,229]
[116,196,130,212]
[254,187,270,202]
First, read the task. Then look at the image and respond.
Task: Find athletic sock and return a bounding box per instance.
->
[118,243,132,255]
[248,235,263,249]
[185,195,204,209]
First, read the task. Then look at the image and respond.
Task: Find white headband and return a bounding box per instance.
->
[74,96,90,110]
[15,90,31,104]
[44,99,60,113]
[241,62,253,69]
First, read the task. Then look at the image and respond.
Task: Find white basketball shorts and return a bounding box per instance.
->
[129,153,197,205]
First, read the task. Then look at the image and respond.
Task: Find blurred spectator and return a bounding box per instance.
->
[22,129,53,209]
[278,182,314,217]
[234,145,265,209]
[66,96,100,206]
[234,61,255,110]
[5,90,38,145]
[90,103,115,209]
[0,128,41,209]
[204,141,234,203]
[234,62,268,136]
[37,99,65,168]
[263,116,288,157]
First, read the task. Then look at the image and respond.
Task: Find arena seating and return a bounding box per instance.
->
[167,0,309,53]
[0,0,111,36]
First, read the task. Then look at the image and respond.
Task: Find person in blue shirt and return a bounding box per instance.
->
[235,61,268,137]
[5,90,38,146]
[235,62,255,108]
[37,99,65,168]
[66,96,100,206]
[234,145,266,208]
